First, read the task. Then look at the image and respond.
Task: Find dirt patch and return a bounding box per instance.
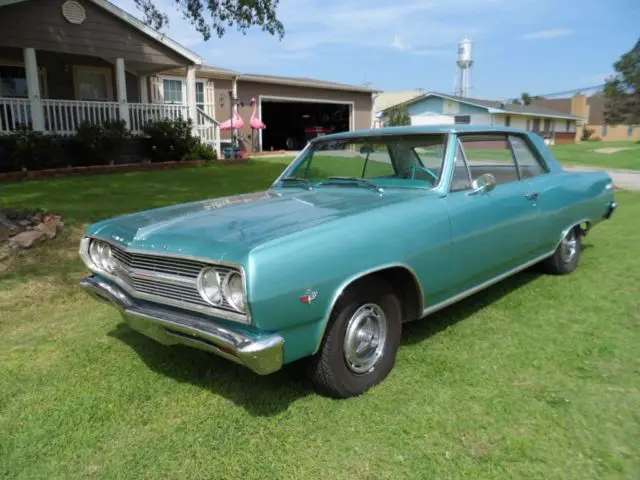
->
[592,147,637,154]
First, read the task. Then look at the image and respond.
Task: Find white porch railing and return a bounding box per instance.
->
[43,99,120,135]
[0,98,32,133]
[129,103,189,134]
[1,98,220,155]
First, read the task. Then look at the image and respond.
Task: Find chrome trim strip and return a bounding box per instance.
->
[130,269,197,287]
[555,219,591,249]
[420,250,554,317]
[313,262,424,354]
[80,236,251,324]
[80,276,283,375]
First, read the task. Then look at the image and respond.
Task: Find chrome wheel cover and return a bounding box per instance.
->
[561,229,578,264]
[343,303,387,374]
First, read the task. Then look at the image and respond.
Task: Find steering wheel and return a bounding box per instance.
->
[403,165,438,183]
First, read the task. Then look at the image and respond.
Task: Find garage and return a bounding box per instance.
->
[259,97,352,151]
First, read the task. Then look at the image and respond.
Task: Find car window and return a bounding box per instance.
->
[285,134,447,188]
[509,135,546,179]
[450,141,471,192]
[459,134,519,186]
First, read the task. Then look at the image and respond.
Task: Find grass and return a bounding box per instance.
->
[551,141,640,170]
[1,162,640,479]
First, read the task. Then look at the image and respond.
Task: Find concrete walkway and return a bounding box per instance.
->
[564,165,640,191]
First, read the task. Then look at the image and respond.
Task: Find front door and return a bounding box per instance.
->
[445,134,541,293]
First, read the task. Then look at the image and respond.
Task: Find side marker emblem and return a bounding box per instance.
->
[300,288,318,304]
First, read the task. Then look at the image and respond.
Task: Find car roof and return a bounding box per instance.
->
[311,124,531,142]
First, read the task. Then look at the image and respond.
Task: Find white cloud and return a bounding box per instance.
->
[522,28,573,40]
[392,36,411,51]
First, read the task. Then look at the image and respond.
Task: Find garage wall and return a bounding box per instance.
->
[229,80,373,146]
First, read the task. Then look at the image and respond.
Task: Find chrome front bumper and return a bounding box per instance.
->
[80,276,284,375]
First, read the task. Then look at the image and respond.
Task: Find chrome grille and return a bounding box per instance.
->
[109,243,239,313]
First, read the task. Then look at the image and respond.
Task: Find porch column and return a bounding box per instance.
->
[115,58,130,129]
[185,65,197,133]
[23,48,44,131]
[139,76,148,103]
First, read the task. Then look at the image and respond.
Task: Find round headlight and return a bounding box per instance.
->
[89,240,116,272]
[197,267,223,306]
[223,271,246,312]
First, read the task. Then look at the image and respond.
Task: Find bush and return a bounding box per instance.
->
[581,126,595,141]
[142,118,198,162]
[0,127,66,172]
[73,119,129,166]
[588,137,602,142]
[187,140,217,161]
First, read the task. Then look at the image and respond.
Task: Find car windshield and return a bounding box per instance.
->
[280,134,447,190]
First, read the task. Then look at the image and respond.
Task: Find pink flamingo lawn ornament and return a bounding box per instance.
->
[249,97,266,151]
[219,107,245,159]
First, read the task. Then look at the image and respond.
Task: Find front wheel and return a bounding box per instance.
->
[542,227,582,275]
[308,278,402,398]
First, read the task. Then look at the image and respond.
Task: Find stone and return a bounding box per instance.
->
[35,220,57,239]
[17,219,31,227]
[9,230,46,249]
[0,245,9,261]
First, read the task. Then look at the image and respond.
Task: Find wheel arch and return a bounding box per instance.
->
[555,218,591,249]
[313,263,423,354]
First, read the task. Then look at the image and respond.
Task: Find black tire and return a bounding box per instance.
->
[542,227,582,275]
[308,278,402,398]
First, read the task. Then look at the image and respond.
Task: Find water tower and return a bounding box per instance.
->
[455,39,473,97]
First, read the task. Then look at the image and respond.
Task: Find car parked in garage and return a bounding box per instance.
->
[80,125,617,398]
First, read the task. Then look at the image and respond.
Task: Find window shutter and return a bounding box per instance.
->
[149,75,162,103]
[204,80,215,118]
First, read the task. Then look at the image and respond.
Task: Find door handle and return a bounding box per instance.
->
[525,192,539,201]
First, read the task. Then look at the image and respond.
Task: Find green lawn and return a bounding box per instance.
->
[1,164,639,479]
[551,141,640,170]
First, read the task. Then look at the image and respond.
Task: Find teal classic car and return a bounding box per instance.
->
[80,125,617,398]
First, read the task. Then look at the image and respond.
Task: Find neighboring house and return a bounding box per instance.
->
[377,91,583,144]
[532,94,640,142]
[0,0,376,155]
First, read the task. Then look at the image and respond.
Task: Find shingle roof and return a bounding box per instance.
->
[383,91,584,120]
[239,73,377,93]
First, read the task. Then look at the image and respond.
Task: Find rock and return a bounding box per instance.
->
[35,220,57,239]
[17,219,31,227]
[0,245,10,261]
[0,214,24,238]
[9,230,46,249]
[53,216,64,230]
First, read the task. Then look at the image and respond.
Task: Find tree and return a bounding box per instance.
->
[386,107,411,127]
[604,38,640,125]
[134,0,284,41]
[521,92,532,105]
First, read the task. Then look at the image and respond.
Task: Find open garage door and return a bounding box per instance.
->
[260,97,352,151]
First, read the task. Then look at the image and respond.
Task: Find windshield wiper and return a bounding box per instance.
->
[279,177,313,190]
[320,176,384,194]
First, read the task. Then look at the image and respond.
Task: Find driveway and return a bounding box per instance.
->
[564,165,640,191]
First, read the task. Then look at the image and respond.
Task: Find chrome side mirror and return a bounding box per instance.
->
[468,173,497,196]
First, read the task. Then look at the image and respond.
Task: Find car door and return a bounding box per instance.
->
[445,134,541,294]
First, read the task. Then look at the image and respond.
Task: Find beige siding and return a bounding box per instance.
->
[585,124,640,142]
[0,0,188,67]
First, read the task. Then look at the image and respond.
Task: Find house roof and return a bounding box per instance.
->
[373,89,424,112]
[382,91,584,120]
[240,73,378,93]
[0,0,203,65]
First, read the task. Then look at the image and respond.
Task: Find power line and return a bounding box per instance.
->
[532,84,606,99]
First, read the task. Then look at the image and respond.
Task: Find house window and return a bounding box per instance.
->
[162,79,183,104]
[0,65,28,97]
[532,118,541,132]
[602,124,608,137]
[505,115,511,127]
[454,115,471,124]
[628,125,634,137]
[74,66,113,101]
[543,119,550,132]
[566,120,571,132]
[526,119,531,131]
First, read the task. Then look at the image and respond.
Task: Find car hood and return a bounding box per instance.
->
[87,187,435,260]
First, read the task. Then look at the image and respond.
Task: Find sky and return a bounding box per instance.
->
[112,0,639,100]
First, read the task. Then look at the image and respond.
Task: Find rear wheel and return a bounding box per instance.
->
[308,279,402,398]
[542,227,581,275]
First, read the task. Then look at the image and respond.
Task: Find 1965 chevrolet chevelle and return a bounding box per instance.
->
[80,125,617,398]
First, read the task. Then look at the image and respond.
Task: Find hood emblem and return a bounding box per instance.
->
[300,288,319,304]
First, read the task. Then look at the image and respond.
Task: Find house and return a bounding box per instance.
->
[0,0,376,156]
[377,91,584,144]
[532,94,640,142]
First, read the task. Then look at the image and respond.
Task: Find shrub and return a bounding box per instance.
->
[73,119,130,166]
[588,136,602,142]
[142,118,198,162]
[187,140,217,161]
[0,127,66,172]
[581,126,595,141]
